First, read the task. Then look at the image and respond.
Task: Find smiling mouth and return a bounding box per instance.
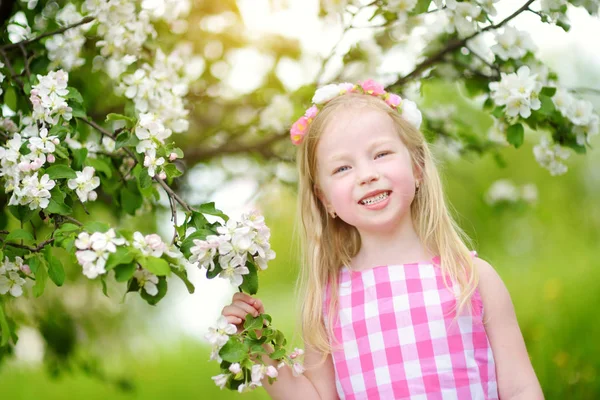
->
[359,191,391,205]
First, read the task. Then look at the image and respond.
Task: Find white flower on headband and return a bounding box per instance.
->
[312,84,343,104]
[290,79,422,146]
[400,99,422,129]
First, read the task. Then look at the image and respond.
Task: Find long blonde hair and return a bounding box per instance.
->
[295,93,478,363]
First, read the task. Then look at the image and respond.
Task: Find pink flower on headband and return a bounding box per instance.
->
[290,116,309,145]
[305,105,318,120]
[339,82,356,94]
[385,93,402,108]
[360,79,385,95]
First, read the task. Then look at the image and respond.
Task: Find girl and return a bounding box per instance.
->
[221,80,543,399]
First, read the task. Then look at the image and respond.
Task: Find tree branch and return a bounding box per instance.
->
[1,237,55,252]
[390,0,536,87]
[184,132,289,165]
[0,16,95,51]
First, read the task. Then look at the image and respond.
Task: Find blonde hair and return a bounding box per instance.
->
[294,93,478,363]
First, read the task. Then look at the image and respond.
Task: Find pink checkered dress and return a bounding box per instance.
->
[323,252,498,399]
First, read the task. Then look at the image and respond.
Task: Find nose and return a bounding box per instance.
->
[358,164,380,185]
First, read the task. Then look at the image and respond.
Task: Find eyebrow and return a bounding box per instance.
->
[327,139,395,162]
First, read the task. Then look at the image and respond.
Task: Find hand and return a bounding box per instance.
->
[221,292,265,334]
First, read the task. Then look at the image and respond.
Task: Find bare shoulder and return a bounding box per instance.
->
[473,256,509,302]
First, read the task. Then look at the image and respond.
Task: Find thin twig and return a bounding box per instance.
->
[0,48,25,91]
[390,0,536,87]
[154,176,193,213]
[1,237,55,252]
[18,43,30,79]
[0,16,95,51]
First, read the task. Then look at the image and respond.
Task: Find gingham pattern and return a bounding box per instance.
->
[323,252,498,399]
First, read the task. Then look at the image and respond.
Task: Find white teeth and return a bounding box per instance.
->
[360,191,389,205]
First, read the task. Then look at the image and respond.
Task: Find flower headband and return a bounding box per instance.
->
[289,79,422,145]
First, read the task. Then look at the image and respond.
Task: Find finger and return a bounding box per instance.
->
[221,305,249,320]
[253,298,265,314]
[233,300,260,317]
[224,315,243,325]
[232,292,254,303]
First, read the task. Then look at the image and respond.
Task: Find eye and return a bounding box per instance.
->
[333,165,350,174]
[375,151,391,159]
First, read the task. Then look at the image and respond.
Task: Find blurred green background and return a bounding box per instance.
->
[2,99,599,398]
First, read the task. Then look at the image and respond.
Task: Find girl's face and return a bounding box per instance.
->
[315,107,418,234]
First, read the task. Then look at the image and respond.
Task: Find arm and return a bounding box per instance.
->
[222,292,338,400]
[475,257,544,400]
[257,341,339,400]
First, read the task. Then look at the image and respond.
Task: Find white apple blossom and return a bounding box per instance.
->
[7,12,34,44]
[205,316,236,348]
[0,257,28,297]
[30,70,73,126]
[74,229,126,279]
[67,166,101,202]
[491,26,536,61]
[189,235,220,270]
[133,268,159,296]
[251,364,266,386]
[211,373,229,390]
[533,135,570,176]
[143,148,165,177]
[401,99,423,129]
[28,127,58,154]
[219,258,249,287]
[489,66,542,119]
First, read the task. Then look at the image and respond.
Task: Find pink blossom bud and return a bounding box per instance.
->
[277,362,285,369]
[87,191,98,201]
[18,162,31,172]
[158,171,167,180]
[290,352,297,359]
[47,154,56,163]
[169,152,178,161]
[21,264,32,275]
[292,363,305,376]
[294,348,304,356]
[266,365,278,378]
[52,138,60,145]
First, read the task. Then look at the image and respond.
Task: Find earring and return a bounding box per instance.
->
[415,180,420,192]
[329,210,337,219]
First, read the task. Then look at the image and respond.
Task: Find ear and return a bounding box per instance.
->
[314,185,331,210]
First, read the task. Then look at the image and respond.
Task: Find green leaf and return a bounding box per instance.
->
[46,198,73,215]
[8,206,36,224]
[100,276,109,297]
[137,167,152,189]
[83,221,110,233]
[33,259,48,297]
[538,95,556,116]
[66,87,84,104]
[49,124,70,140]
[47,253,65,287]
[180,228,216,258]
[45,165,77,179]
[190,211,208,230]
[71,148,88,171]
[56,223,80,235]
[114,263,136,282]
[172,268,195,294]
[140,276,168,305]
[86,157,112,178]
[219,338,248,363]
[491,106,505,119]
[506,123,524,148]
[106,113,136,128]
[540,86,557,97]
[163,163,182,179]
[28,255,41,274]
[120,184,143,215]
[206,263,223,279]
[243,313,264,331]
[71,103,87,119]
[0,302,11,346]
[197,202,229,222]
[106,247,134,271]
[142,257,171,276]
[413,0,431,14]
[239,261,258,295]
[5,229,34,243]
[269,348,286,360]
